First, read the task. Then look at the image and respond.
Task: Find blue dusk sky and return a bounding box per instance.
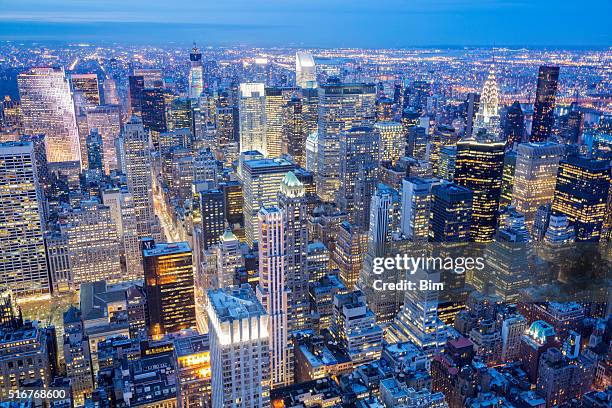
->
[0,0,610,48]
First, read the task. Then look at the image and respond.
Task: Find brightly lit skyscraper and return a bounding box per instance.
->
[295,52,317,89]
[0,141,49,299]
[188,44,204,99]
[18,67,81,163]
[239,83,267,154]
[474,65,501,136]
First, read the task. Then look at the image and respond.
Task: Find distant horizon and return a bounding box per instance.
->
[1,0,610,49]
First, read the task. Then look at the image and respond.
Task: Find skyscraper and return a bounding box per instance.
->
[334,221,369,290]
[70,73,101,106]
[265,86,298,158]
[429,183,473,242]
[121,116,160,240]
[295,52,317,89]
[207,285,270,408]
[256,207,293,388]
[552,155,611,242]
[85,104,121,174]
[242,156,295,246]
[454,137,505,242]
[464,92,481,138]
[18,67,81,163]
[141,88,168,146]
[128,75,145,117]
[278,172,309,332]
[337,126,380,225]
[511,142,564,229]
[143,240,196,338]
[283,96,306,167]
[215,230,243,288]
[375,122,405,166]
[63,200,122,286]
[239,83,266,154]
[504,101,525,147]
[0,141,49,299]
[317,83,376,202]
[200,189,226,251]
[400,177,440,242]
[531,66,560,142]
[188,44,204,99]
[474,65,501,136]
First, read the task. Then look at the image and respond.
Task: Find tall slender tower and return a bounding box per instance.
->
[189,44,204,99]
[239,83,266,154]
[530,66,560,142]
[278,172,309,332]
[265,86,299,158]
[295,52,317,89]
[474,65,501,136]
[121,116,160,240]
[256,207,293,388]
[17,67,81,163]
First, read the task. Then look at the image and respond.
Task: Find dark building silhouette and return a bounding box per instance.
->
[530,66,560,142]
[504,101,525,147]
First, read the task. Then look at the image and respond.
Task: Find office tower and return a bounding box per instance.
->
[552,155,611,241]
[102,188,143,279]
[504,101,525,147]
[142,88,167,145]
[102,77,119,105]
[189,44,204,99]
[511,142,564,229]
[239,83,266,154]
[376,97,394,122]
[1,95,23,135]
[265,86,299,158]
[543,214,575,245]
[17,67,81,163]
[168,97,192,131]
[337,126,380,225]
[438,146,457,181]
[85,104,121,174]
[295,51,317,89]
[405,80,431,114]
[70,73,101,106]
[330,290,383,364]
[133,68,164,88]
[560,105,584,145]
[143,240,196,338]
[500,314,528,361]
[278,172,309,332]
[128,75,145,117]
[173,333,212,408]
[121,116,160,239]
[474,65,501,136]
[200,189,226,250]
[242,156,295,247]
[406,126,428,161]
[499,150,517,208]
[305,132,318,173]
[85,130,104,176]
[375,122,405,166]
[317,83,376,202]
[463,92,480,138]
[207,285,270,408]
[454,137,505,242]
[215,230,243,288]
[256,207,293,388]
[301,87,319,138]
[0,319,57,399]
[283,96,306,167]
[537,348,595,408]
[63,307,94,406]
[531,66,560,142]
[429,183,473,242]
[219,180,243,227]
[358,184,401,323]
[333,221,368,290]
[216,105,239,164]
[62,200,122,286]
[400,177,440,241]
[306,241,329,282]
[0,141,49,299]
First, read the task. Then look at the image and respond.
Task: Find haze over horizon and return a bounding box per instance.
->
[0,0,610,48]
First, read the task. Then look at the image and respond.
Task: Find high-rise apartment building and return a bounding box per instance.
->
[207,285,271,408]
[143,240,196,338]
[256,207,294,388]
[18,67,81,163]
[0,141,49,299]
[531,66,560,142]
